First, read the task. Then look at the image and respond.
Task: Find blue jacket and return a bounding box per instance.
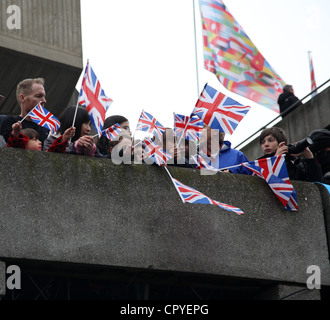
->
[201,141,252,175]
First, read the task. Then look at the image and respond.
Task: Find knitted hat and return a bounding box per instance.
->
[309,129,330,153]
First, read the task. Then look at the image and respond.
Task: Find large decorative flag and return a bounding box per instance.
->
[174,113,203,142]
[142,137,172,166]
[242,155,298,211]
[101,123,122,141]
[309,52,317,97]
[28,103,61,134]
[193,83,251,135]
[78,60,113,134]
[200,0,286,112]
[171,177,244,215]
[136,110,166,140]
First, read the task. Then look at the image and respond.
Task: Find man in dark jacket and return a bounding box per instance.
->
[277,85,302,115]
[0,78,50,146]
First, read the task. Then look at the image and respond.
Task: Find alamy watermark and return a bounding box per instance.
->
[306,265,321,290]
[3,5,21,30]
[108,128,222,176]
[3,265,21,290]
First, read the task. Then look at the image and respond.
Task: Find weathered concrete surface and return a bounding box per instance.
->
[0,148,329,287]
[256,284,321,300]
[0,0,83,117]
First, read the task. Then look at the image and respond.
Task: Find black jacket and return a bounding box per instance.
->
[0,115,50,145]
[277,92,302,115]
[258,152,324,183]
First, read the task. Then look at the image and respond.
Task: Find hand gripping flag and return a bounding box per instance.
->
[101,123,122,141]
[193,83,251,135]
[174,113,203,142]
[78,60,113,135]
[200,0,286,112]
[28,103,61,135]
[136,110,166,140]
[171,177,244,215]
[142,137,172,166]
[242,155,298,211]
[191,154,218,172]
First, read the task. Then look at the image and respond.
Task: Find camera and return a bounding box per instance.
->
[288,137,313,154]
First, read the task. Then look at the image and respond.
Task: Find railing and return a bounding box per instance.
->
[235,78,330,150]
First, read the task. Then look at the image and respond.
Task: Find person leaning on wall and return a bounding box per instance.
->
[277,84,302,116]
[259,127,323,183]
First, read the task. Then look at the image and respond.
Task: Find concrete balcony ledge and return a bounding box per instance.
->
[0,147,329,288]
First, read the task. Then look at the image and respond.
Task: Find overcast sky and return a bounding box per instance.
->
[78,0,330,147]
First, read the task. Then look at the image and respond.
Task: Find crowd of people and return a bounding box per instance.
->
[1,78,330,186]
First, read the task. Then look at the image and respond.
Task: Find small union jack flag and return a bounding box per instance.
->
[78,60,113,135]
[28,103,61,135]
[171,177,244,215]
[191,154,218,172]
[136,110,165,140]
[242,155,298,211]
[142,137,172,166]
[101,123,122,141]
[173,113,203,142]
[193,84,251,135]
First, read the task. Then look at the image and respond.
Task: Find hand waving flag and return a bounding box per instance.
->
[28,103,61,134]
[78,60,113,135]
[174,113,203,142]
[193,84,250,135]
[142,137,172,166]
[101,123,122,141]
[191,154,218,172]
[136,110,166,140]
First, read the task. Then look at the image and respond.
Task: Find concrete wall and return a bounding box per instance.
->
[0,0,83,117]
[0,0,82,67]
[0,148,329,292]
[241,85,330,161]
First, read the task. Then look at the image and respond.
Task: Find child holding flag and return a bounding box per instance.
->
[7,121,75,153]
[43,106,102,157]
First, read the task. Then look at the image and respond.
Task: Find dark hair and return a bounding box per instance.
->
[57,106,90,142]
[283,84,293,92]
[259,127,288,145]
[96,115,129,155]
[21,128,39,140]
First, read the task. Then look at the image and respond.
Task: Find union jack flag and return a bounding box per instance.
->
[191,154,218,172]
[78,60,113,135]
[242,155,298,211]
[136,110,165,140]
[142,137,172,166]
[171,178,244,215]
[309,52,317,97]
[193,84,251,135]
[28,103,61,135]
[173,113,203,142]
[101,123,122,141]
